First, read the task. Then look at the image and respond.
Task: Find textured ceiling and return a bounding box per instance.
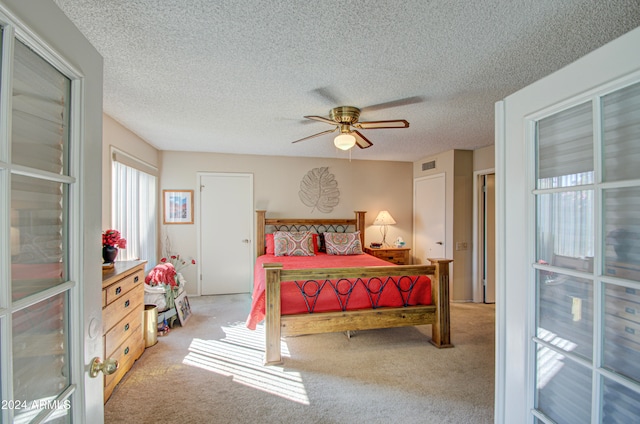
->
[52,0,640,162]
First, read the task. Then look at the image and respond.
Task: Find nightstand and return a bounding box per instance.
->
[364,247,411,265]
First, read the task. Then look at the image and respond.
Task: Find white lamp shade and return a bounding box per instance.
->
[373,210,396,225]
[334,133,356,150]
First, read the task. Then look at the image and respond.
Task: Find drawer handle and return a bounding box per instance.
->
[134,276,139,283]
[115,287,121,295]
[124,300,130,308]
[625,307,636,315]
[625,326,635,335]
[124,323,130,331]
[124,346,130,355]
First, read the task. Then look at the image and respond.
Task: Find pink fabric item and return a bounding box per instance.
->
[245,252,432,330]
[145,263,177,287]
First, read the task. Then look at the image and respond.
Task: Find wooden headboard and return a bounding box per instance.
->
[255,210,366,257]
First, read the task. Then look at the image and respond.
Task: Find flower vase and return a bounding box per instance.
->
[103,246,118,263]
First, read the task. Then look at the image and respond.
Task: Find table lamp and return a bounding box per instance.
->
[373,210,396,247]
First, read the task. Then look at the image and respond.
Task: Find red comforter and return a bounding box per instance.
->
[246,252,432,330]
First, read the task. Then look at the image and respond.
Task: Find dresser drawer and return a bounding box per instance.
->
[365,248,410,265]
[105,269,144,305]
[105,307,143,358]
[103,283,143,333]
[104,333,144,401]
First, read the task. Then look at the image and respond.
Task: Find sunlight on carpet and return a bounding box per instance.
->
[182,322,309,405]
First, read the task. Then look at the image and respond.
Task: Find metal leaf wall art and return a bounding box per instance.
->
[299,167,340,213]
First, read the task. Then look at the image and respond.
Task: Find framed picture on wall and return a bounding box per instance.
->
[163,189,194,224]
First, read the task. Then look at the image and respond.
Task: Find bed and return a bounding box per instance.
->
[247,210,453,365]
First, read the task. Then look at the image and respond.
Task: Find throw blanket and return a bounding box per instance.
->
[145,263,177,286]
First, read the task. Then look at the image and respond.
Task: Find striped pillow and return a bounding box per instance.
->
[324,231,363,255]
[274,231,315,256]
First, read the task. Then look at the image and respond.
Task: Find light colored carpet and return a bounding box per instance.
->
[105,295,494,423]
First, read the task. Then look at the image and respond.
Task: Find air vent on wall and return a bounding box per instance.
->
[422,160,436,171]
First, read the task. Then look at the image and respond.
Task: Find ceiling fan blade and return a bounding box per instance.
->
[354,119,409,129]
[304,115,338,125]
[353,131,373,149]
[292,126,338,143]
[361,96,425,112]
[309,87,343,105]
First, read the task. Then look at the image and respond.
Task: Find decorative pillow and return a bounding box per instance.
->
[324,231,364,255]
[274,231,316,256]
[266,233,318,255]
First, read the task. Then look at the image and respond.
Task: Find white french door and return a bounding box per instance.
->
[1,2,104,423]
[497,27,640,424]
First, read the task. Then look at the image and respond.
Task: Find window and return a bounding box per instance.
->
[532,81,640,422]
[111,150,157,269]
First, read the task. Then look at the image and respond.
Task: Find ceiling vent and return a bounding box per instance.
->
[422,160,436,171]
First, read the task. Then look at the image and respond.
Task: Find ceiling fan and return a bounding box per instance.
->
[292,105,410,150]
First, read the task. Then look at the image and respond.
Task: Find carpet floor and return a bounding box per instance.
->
[105,294,495,423]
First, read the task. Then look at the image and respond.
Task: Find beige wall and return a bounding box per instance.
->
[473,144,495,171]
[160,151,414,294]
[102,114,161,229]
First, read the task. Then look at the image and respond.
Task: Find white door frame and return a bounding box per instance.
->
[196,172,254,296]
[472,168,495,303]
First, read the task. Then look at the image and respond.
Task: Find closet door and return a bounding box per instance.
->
[199,173,253,295]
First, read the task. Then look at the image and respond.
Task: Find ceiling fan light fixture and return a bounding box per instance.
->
[334,133,356,150]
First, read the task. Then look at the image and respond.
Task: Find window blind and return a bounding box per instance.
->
[112,160,157,268]
[537,101,593,185]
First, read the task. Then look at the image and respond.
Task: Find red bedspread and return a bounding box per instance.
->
[246,252,432,330]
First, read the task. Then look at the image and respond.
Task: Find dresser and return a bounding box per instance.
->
[364,247,411,265]
[102,260,146,402]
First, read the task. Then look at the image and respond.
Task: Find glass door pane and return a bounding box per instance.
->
[12,293,71,424]
[11,174,66,301]
[11,39,69,175]
[602,82,640,182]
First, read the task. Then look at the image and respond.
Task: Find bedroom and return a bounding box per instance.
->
[2,1,640,423]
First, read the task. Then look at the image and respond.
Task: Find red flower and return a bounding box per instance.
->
[102,229,126,249]
[161,254,196,273]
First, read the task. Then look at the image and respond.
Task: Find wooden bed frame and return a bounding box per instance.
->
[256,210,453,365]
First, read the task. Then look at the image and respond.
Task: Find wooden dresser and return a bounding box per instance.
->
[102,260,146,402]
[364,247,411,265]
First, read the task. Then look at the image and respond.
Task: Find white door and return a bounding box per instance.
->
[413,174,446,264]
[497,28,640,423]
[200,173,253,295]
[1,3,104,422]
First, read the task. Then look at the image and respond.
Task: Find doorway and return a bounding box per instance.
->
[199,173,254,295]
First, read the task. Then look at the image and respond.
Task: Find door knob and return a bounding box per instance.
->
[242,239,251,243]
[89,357,119,378]
[436,241,443,245]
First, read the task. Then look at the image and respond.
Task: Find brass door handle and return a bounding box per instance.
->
[89,357,119,378]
